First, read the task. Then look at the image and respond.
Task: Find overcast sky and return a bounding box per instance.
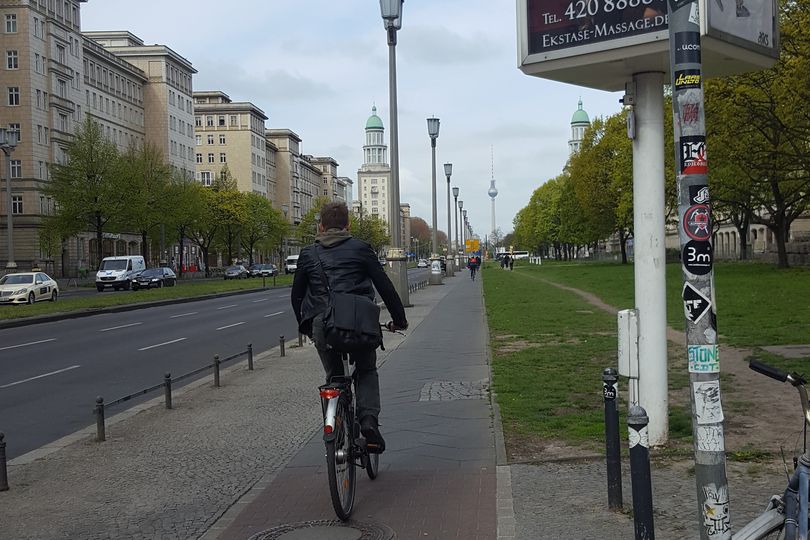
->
[82,0,624,238]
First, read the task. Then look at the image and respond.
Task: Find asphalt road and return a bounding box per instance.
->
[0,267,429,459]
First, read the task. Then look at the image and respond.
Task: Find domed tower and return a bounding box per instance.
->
[363,105,387,166]
[568,98,590,154]
[358,105,392,227]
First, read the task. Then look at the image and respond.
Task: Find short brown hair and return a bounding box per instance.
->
[320,201,349,230]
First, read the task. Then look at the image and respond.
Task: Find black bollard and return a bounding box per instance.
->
[279,335,285,357]
[628,405,655,540]
[0,432,8,491]
[247,343,254,371]
[298,333,303,347]
[95,396,106,442]
[213,355,221,387]
[603,368,623,510]
[164,373,172,409]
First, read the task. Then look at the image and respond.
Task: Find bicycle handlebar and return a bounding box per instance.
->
[749,359,789,383]
[750,358,810,428]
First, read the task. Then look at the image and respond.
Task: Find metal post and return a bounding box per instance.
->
[628,405,654,540]
[0,432,8,491]
[94,396,105,442]
[603,368,623,510]
[213,355,220,388]
[454,191,459,267]
[247,343,254,371]
[430,139,438,256]
[164,372,172,409]
[3,145,17,269]
[298,333,303,347]
[279,335,285,357]
[445,167,454,277]
[667,3,729,538]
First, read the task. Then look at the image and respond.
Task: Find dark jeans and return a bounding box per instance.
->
[312,315,380,420]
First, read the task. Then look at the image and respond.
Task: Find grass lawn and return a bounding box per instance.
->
[0,274,293,321]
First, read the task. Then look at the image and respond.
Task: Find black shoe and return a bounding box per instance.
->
[360,415,386,453]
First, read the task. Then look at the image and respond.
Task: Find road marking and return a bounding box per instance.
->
[217,304,238,310]
[1,365,81,389]
[0,338,56,351]
[170,311,198,319]
[138,337,187,351]
[264,311,284,318]
[251,298,268,303]
[276,294,288,298]
[216,321,246,331]
[99,322,142,332]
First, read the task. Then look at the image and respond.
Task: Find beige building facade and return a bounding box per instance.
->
[266,128,302,223]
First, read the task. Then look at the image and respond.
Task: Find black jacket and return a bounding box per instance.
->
[291,231,407,336]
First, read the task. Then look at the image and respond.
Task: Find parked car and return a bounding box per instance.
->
[0,272,59,304]
[248,264,264,277]
[417,259,429,268]
[131,267,177,290]
[260,263,279,277]
[224,265,249,280]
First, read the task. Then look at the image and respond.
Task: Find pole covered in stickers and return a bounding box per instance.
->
[667,1,729,539]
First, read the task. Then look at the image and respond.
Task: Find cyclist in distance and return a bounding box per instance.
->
[291,202,408,453]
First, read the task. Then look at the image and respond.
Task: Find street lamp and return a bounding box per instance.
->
[426,117,442,285]
[458,199,464,262]
[380,0,410,306]
[281,203,289,263]
[453,187,460,265]
[443,163,454,276]
[1,128,19,269]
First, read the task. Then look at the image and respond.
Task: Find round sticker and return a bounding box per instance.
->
[683,204,711,241]
[683,240,712,275]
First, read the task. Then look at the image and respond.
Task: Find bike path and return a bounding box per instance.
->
[211,273,498,539]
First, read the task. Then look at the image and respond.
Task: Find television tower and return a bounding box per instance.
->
[487,147,498,242]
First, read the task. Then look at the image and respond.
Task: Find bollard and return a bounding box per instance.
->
[213,355,221,388]
[0,432,8,491]
[628,405,655,540]
[247,343,254,371]
[603,368,623,510]
[279,335,285,357]
[95,396,106,442]
[164,372,172,410]
[298,333,303,347]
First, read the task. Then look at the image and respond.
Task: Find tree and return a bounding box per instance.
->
[188,187,222,276]
[241,193,285,266]
[164,174,206,277]
[350,213,390,253]
[297,196,332,247]
[409,217,431,244]
[45,117,126,268]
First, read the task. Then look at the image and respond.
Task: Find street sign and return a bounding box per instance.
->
[465,239,480,253]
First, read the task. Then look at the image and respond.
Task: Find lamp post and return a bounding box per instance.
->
[452,186,459,267]
[458,200,464,263]
[443,163,454,277]
[281,204,289,265]
[380,0,410,306]
[426,117,442,285]
[1,128,18,269]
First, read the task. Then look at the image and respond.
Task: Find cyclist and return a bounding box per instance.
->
[468,255,480,280]
[291,202,408,453]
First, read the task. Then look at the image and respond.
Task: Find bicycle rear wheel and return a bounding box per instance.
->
[365,451,380,480]
[326,396,355,520]
[733,506,784,539]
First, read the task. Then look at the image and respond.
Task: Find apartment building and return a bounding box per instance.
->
[192,90,269,197]
[266,128,302,223]
[335,176,351,203]
[265,138,277,205]
[83,31,196,179]
[299,154,321,219]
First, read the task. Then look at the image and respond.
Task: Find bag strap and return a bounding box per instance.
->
[312,245,332,293]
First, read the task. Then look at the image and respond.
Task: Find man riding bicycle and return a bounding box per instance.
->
[467,255,480,280]
[291,202,408,453]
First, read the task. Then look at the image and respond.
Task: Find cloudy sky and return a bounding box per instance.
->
[82,0,624,238]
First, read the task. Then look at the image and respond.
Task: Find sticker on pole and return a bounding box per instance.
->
[696,425,725,452]
[703,483,731,537]
[628,425,649,449]
[693,380,724,425]
[680,136,708,175]
[683,240,713,275]
[674,32,701,63]
[683,282,712,323]
[683,204,711,241]
[689,185,710,205]
[688,344,719,373]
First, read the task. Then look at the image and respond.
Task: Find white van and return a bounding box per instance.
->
[96,255,146,292]
[285,255,300,274]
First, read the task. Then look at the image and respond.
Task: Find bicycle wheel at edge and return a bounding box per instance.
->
[326,397,356,520]
[365,450,380,480]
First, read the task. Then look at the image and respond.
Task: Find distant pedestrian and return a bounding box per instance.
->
[509,256,514,271]
[502,254,510,270]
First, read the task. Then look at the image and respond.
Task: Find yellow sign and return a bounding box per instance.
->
[465,239,480,253]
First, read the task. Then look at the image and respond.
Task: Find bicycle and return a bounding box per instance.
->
[734,359,810,539]
[318,324,402,520]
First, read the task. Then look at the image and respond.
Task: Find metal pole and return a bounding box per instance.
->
[628,405,654,539]
[298,333,303,347]
[603,368,623,510]
[0,432,8,491]
[667,3,729,537]
[247,343,254,371]
[94,396,105,442]
[430,140,438,256]
[279,335,285,357]
[4,147,16,269]
[164,373,172,409]
[445,174,454,276]
[213,355,220,388]
[454,194,459,264]
[386,25,410,308]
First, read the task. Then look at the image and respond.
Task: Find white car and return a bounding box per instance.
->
[0,272,59,304]
[417,259,429,268]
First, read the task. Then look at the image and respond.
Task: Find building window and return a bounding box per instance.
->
[7,87,19,106]
[206,116,213,127]
[218,116,225,127]
[196,153,202,164]
[10,160,21,178]
[58,79,67,98]
[207,134,214,145]
[6,50,18,69]
[219,153,226,163]
[5,14,16,33]
[59,113,67,132]
[200,171,212,186]
[11,195,22,214]
[219,134,225,145]
[8,123,20,142]
[207,153,214,164]
[229,115,237,126]
[195,134,201,146]
[57,44,65,64]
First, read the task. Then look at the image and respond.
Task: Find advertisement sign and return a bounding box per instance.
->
[707,0,775,50]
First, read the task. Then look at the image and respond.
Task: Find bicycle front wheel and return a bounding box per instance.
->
[365,451,380,480]
[733,506,784,539]
[326,397,355,520]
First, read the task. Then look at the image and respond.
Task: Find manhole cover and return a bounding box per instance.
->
[419,379,489,401]
[248,520,394,540]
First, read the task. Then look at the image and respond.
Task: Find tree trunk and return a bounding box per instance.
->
[177,229,185,278]
[95,212,103,268]
[202,246,211,277]
[619,230,628,264]
[141,230,149,262]
[773,220,790,268]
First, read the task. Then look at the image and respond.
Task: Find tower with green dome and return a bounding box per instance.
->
[568,99,590,154]
[363,105,388,165]
[357,105,392,228]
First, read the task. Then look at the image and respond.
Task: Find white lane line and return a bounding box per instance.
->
[251,298,268,303]
[217,304,238,310]
[99,322,142,332]
[138,337,187,351]
[216,321,246,331]
[276,294,288,298]
[0,338,56,352]
[264,311,284,318]
[169,311,198,319]
[1,365,81,389]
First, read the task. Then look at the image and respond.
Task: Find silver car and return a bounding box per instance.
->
[0,272,59,304]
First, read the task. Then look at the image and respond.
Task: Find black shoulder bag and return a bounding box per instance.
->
[314,246,383,352]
